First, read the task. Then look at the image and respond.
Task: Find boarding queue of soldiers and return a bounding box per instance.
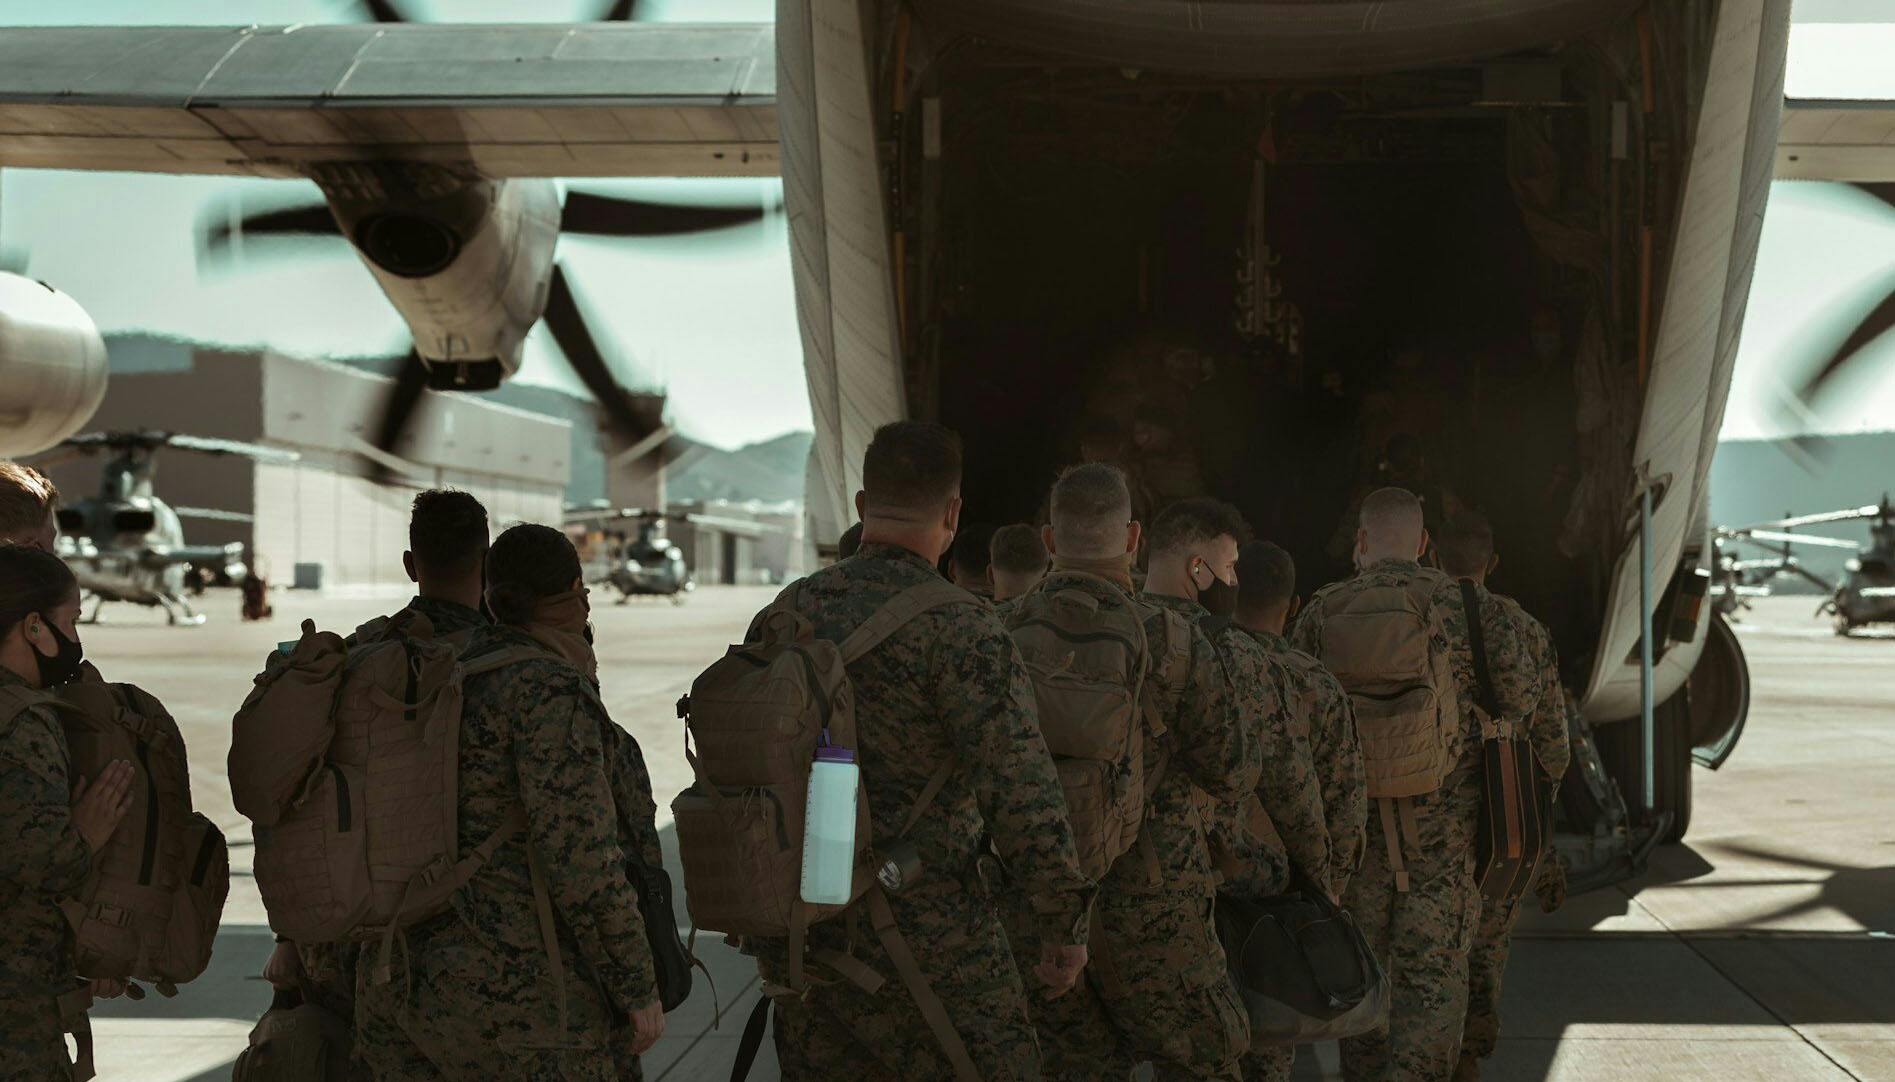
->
[0,416,1571,1082]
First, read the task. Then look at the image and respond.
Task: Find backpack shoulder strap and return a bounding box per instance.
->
[459,644,545,680]
[1458,579,1502,722]
[0,684,55,733]
[835,579,970,665]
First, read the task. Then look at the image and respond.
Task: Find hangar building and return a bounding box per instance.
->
[44,343,571,592]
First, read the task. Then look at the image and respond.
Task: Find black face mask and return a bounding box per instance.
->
[1193,562,1240,620]
[32,617,85,688]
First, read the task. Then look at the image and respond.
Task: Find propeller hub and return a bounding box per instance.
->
[353,212,460,278]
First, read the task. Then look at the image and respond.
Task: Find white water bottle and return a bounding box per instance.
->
[800,744,859,905]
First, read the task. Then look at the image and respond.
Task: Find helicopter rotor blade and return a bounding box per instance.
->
[1734,529,1863,550]
[1738,506,1882,532]
[559,191,774,238]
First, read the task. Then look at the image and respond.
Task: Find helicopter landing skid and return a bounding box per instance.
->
[157,592,207,627]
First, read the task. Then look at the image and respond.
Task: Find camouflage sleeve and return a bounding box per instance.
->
[1524,623,1573,787]
[1241,648,1332,894]
[603,721,666,873]
[1182,625,1262,805]
[0,706,92,897]
[931,613,1095,947]
[1286,597,1323,657]
[512,686,657,1013]
[1314,670,1368,892]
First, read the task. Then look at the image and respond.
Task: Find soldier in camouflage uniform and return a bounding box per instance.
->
[747,423,1094,1081]
[0,546,136,1081]
[1230,540,1369,1082]
[1292,491,1538,1082]
[1435,516,1573,1082]
[354,524,659,1081]
[1016,470,1259,1081]
[259,490,492,1076]
[989,523,1049,608]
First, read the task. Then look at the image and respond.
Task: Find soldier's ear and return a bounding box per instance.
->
[1125,520,1142,555]
[1488,553,1500,578]
[1288,595,1301,620]
[854,491,867,520]
[402,551,418,584]
[1041,524,1057,556]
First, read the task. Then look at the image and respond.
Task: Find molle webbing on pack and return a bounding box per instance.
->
[1318,577,1457,799]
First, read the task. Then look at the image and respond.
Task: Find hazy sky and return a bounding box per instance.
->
[1,0,1892,446]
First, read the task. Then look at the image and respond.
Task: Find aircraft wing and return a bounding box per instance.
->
[1778,98,1895,182]
[0,23,777,179]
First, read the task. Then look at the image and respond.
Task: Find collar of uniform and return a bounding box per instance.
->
[1140,590,1208,619]
[1243,625,1290,653]
[855,541,942,574]
[0,665,33,693]
[408,595,486,630]
[1361,557,1423,576]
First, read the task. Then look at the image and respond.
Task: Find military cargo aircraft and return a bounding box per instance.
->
[0,1,1890,878]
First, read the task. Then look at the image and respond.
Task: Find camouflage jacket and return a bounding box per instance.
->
[447,626,657,1013]
[1290,560,1534,790]
[749,544,1094,945]
[1112,593,1259,899]
[1432,574,1538,781]
[1243,627,1368,895]
[1149,596,1330,894]
[0,668,91,998]
[345,595,487,648]
[1494,594,1572,786]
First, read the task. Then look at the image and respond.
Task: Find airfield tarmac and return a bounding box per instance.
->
[66,589,1895,1082]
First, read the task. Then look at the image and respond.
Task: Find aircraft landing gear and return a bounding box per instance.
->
[158,592,207,627]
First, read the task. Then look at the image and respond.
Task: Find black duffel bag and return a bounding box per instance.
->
[626,858,698,1011]
[1215,878,1389,1046]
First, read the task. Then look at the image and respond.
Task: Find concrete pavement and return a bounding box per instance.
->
[58,588,1895,1081]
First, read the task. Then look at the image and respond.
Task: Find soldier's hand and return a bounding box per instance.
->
[71,760,136,855]
[89,978,127,1000]
[1034,944,1088,1000]
[262,940,304,989]
[628,1000,665,1054]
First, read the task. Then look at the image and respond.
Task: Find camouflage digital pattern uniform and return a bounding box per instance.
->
[1461,594,1571,1066]
[1191,613,1331,902]
[354,624,655,1082]
[292,597,489,1044]
[1290,560,1536,1082]
[0,668,94,1082]
[599,710,666,1081]
[1033,586,1258,1082]
[744,544,1094,1081]
[1234,627,1367,1082]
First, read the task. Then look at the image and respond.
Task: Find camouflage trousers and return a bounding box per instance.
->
[1461,889,1525,1061]
[1003,890,1248,1081]
[1242,1041,1295,1082]
[354,922,632,1081]
[0,994,74,1082]
[1339,783,1480,1082]
[765,892,1042,1081]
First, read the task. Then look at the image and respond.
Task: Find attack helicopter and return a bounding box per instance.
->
[1715,497,1895,635]
[564,506,694,604]
[30,430,299,625]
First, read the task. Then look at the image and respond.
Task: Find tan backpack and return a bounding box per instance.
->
[674,578,979,1080]
[1313,572,1459,891]
[1003,575,1188,880]
[0,680,230,995]
[247,613,535,959]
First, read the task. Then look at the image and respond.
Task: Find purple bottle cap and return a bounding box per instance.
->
[815,745,855,764]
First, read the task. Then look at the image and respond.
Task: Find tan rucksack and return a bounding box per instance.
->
[674,577,979,1080]
[1003,574,1189,880]
[246,613,535,956]
[232,987,352,1082]
[1313,571,1459,891]
[0,679,230,994]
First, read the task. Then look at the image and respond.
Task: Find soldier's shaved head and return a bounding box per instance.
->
[855,421,964,564]
[1048,463,1135,559]
[1356,486,1428,566]
[1436,510,1497,579]
[989,523,1049,601]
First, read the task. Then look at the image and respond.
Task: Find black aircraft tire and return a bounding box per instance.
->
[1594,697,1693,844]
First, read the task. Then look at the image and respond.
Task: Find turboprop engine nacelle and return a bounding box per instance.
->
[0,272,108,457]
